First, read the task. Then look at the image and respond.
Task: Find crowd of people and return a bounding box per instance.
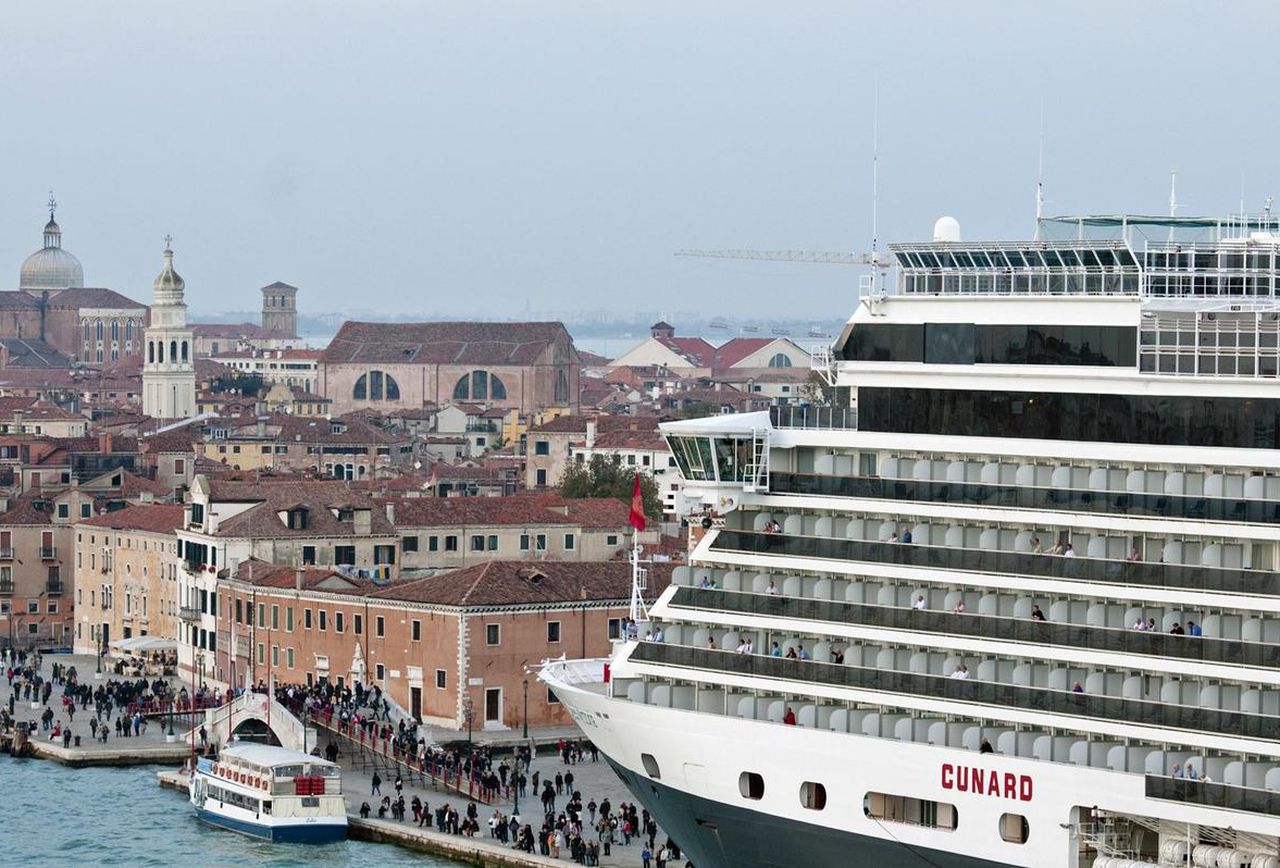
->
[347,730,686,866]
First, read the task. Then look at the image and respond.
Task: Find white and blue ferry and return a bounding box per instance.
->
[189,742,348,843]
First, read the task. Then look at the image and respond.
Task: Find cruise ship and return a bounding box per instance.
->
[543,212,1280,868]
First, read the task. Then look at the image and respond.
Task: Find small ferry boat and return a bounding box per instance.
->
[189,742,347,843]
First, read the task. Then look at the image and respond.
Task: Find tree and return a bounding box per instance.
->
[678,400,721,420]
[558,454,661,519]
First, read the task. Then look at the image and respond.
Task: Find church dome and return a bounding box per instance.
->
[19,209,84,292]
[152,239,185,302]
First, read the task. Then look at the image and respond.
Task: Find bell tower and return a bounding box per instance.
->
[260,282,298,339]
[142,237,196,419]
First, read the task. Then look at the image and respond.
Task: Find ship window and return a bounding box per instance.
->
[800,781,827,811]
[864,791,957,831]
[999,812,1029,844]
[739,771,764,800]
[641,753,661,780]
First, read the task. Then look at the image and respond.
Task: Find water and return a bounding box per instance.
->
[0,757,462,867]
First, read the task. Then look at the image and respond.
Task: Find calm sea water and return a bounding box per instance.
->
[0,757,462,867]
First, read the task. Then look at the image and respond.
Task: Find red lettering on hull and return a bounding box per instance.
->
[941,763,1032,802]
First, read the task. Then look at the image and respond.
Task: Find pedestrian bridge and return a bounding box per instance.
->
[196,691,316,754]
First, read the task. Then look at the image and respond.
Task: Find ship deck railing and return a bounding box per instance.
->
[768,406,857,430]
[709,529,1280,597]
[1145,775,1280,819]
[664,586,1280,671]
[768,471,1280,526]
[627,641,1280,743]
[610,666,1280,792]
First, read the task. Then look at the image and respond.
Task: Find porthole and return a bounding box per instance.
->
[799,781,826,810]
[739,771,764,800]
[641,753,661,780]
[999,812,1028,844]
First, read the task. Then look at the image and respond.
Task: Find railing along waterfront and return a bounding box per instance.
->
[709,530,1280,596]
[1145,775,1280,818]
[771,472,1280,526]
[629,642,1280,741]
[669,587,1280,670]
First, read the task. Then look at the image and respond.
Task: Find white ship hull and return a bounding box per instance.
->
[544,664,1280,868]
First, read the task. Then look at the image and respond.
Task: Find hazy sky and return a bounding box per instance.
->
[3,2,1279,322]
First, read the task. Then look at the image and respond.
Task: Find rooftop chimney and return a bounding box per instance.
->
[585,419,597,449]
[98,432,113,454]
[384,501,395,525]
[295,567,305,591]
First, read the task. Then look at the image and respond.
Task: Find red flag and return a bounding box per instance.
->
[629,474,646,531]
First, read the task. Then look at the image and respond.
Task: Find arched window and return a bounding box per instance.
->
[157,342,164,363]
[125,321,132,343]
[111,321,119,342]
[148,342,154,364]
[554,369,569,403]
[352,370,400,401]
[83,322,90,341]
[768,353,793,368]
[453,371,506,401]
[181,340,189,362]
[96,320,104,342]
[170,340,178,363]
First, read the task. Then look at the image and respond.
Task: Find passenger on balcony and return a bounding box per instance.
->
[1146,617,1157,631]
[765,579,779,595]
[1133,616,1148,631]
[978,737,994,754]
[1170,622,1185,635]
[782,707,797,725]
[770,642,782,657]
[900,526,913,544]
[796,644,810,661]
[706,636,717,650]
[888,531,900,543]
[1172,764,1184,779]
[1047,540,1065,555]
[832,648,845,664]
[1186,620,1202,637]
[763,519,782,534]
[1062,543,1076,558]
[1127,546,1141,562]
[1030,537,1043,554]
[735,638,754,654]
[1072,681,1084,693]
[1030,604,1046,621]
[949,664,969,679]
[1184,762,1199,780]
[952,599,966,614]
[911,595,927,611]
[785,646,798,660]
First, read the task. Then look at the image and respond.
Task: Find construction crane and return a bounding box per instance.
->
[674,248,885,266]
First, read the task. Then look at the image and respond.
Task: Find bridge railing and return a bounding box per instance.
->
[309,711,498,806]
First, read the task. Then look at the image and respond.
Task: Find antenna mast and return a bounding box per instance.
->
[1033,102,1045,240]
[871,73,879,267]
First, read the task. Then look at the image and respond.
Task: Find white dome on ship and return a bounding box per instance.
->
[932,215,961,243]
[20,207,84,292]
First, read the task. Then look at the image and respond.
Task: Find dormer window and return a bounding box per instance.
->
[336,507,354,522]
[330,422,346,435]
[285,507,309,530]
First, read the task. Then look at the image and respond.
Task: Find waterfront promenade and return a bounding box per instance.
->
[1,653,192,765]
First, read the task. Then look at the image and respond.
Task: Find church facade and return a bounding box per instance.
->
[4,200,148,365]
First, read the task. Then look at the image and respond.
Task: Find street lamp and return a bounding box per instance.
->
[462,697,474,751]
[522,678,529,739]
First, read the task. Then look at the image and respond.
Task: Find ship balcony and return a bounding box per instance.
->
[627,640,1280,743]
[665,585,1280,671]
[1146,775,1280,819]
[610,667,1280,803]
[768,471,1280,526]
[708,529,1280,598]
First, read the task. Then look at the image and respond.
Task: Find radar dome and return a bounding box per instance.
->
[932,216,961,243]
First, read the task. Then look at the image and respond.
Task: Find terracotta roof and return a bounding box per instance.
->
[231,559,374,593]
[50,287,147,309]
[528,413,668,434]
[204,478,396,539]
[381,495,576,527]
[656,336,716,368]
[370,560,672,607]
[589,430,666,451]
[80,503,184,533]
[0,493,55,525]
[320,321,575,366]
[710,337,776,369]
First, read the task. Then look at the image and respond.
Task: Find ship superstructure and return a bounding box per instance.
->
[544,213,1280,868]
